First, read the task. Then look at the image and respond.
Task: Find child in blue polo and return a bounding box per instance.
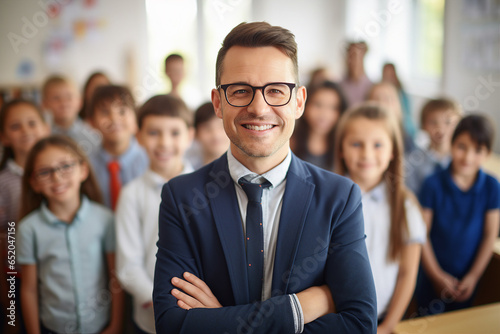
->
[416,114,500,315]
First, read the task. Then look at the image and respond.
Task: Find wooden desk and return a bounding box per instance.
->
[394,303,500,334]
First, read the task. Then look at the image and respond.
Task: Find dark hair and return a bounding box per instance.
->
[334,103,413,261]
[79,71,111,119]
[138,94,192,129]
[420,97,462,127]
[215,22,298,86]
[0,99,47,170]
[87,85,135,119]
[292,81,347,170]
[452,114,495,152]
[382,63,402,90]
[165,53,184,67]
[20,135,103,219]
[194,102,217,129]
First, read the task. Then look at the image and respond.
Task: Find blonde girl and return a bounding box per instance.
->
[17,135,123,334]
[334,103,426,334]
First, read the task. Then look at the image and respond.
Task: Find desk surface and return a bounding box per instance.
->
[494,238,500,257]
[394,302,500,334]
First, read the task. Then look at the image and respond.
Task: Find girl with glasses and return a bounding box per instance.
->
[17,135,124,334]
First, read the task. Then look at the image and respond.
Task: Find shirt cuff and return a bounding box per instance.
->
[289,294,304,334]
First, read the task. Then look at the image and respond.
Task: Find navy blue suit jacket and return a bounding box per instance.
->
[153,153,377,333]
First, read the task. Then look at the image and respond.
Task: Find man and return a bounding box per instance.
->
[154,22,377,333]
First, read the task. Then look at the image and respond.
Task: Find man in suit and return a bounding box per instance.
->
[153,22,377,333]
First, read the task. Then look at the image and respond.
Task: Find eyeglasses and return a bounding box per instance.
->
[33,161,80,182]
[217,82,296,107]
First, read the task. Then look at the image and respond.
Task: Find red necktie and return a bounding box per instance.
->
[107,160,121,210]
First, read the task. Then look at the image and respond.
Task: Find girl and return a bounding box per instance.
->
[334,103,426,334]
[292,80,347,170]
[0,99,49,334]
[17,135,123,334]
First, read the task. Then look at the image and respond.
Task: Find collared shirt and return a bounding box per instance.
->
[362,181,426,317]
[51,117,102,156]
[116,164,193,333]
[0,159,23,231]
[17,196,115,333]
[89,137,149,208]
[227,148,304,333]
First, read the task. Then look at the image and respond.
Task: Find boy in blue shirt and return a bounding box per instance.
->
[417,114,500,315]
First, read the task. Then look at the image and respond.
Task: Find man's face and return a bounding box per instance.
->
[212,46,305,165]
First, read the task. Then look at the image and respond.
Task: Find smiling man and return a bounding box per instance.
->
[153,22,377,334]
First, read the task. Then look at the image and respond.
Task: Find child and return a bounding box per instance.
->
[292,80,347,170]
[88,85,148,210]
[79,71,111,121]
[334,103,426,334]
[165,54,185,99]
[42,75,101,155]
[417,114,500,315]
[192,101,229,169]
[405,98,462,194]
[115,95,194,333]
[17,135,123,334]
[0,99,49,334]
[368,82,416,154]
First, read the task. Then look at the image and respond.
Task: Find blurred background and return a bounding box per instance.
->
[1,0,499,152]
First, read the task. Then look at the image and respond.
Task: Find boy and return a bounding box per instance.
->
[417,114,500,315]
[192,102,229,169]
[88,85,148,210]
[115,95,193,333]
[42,75,101,155]
[406,98,462,193]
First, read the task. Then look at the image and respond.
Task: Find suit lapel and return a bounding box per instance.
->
[208,154,250,304]
[271,156,315,295]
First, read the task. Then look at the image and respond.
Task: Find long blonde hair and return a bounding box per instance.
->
[20,135,103,219]
[334,103,412,261]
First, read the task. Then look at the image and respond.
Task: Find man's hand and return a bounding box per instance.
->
[296,285,336,324]
[171,272,223,310]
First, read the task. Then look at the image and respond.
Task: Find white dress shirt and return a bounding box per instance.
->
[227,148,304,333]
[115,164,193,333]
[362,182,426,317]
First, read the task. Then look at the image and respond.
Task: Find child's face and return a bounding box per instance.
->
[91,101,138,146]
[43,83,80,124]
[165,59,185,86]
[341,118,393,189]
[196,117,229,159]
[369,85,402,122]
[451,132,490,179]
[1,104,49,157]
[137,115,193,174]
[30,146,88,205]
[304,89,341,136]
[423,109,460,149]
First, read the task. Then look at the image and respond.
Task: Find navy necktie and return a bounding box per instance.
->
[239,177,271,302]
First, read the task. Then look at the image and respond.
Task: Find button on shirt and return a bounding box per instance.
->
[16,196,115,333]
[116,164,193,333]
[89,137,149,208]
[362,182,426,317]
[227,148,304,333]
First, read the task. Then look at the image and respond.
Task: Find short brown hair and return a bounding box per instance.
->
[215,22,298,86]
[138,94,192,129]
[452,114,495,152]
[88,85,136,119]
[42,75,74,98]
[194,102,217,129]
[420,98,462,127]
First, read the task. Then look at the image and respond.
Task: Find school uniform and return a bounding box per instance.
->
[89,137,149,208]
[416,165,500,313]
[362,182,426,318]
[16,196,115,333]
[115,164,193,333]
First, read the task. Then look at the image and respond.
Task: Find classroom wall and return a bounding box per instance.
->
[0,0,149,100]
[443,1,500,153]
